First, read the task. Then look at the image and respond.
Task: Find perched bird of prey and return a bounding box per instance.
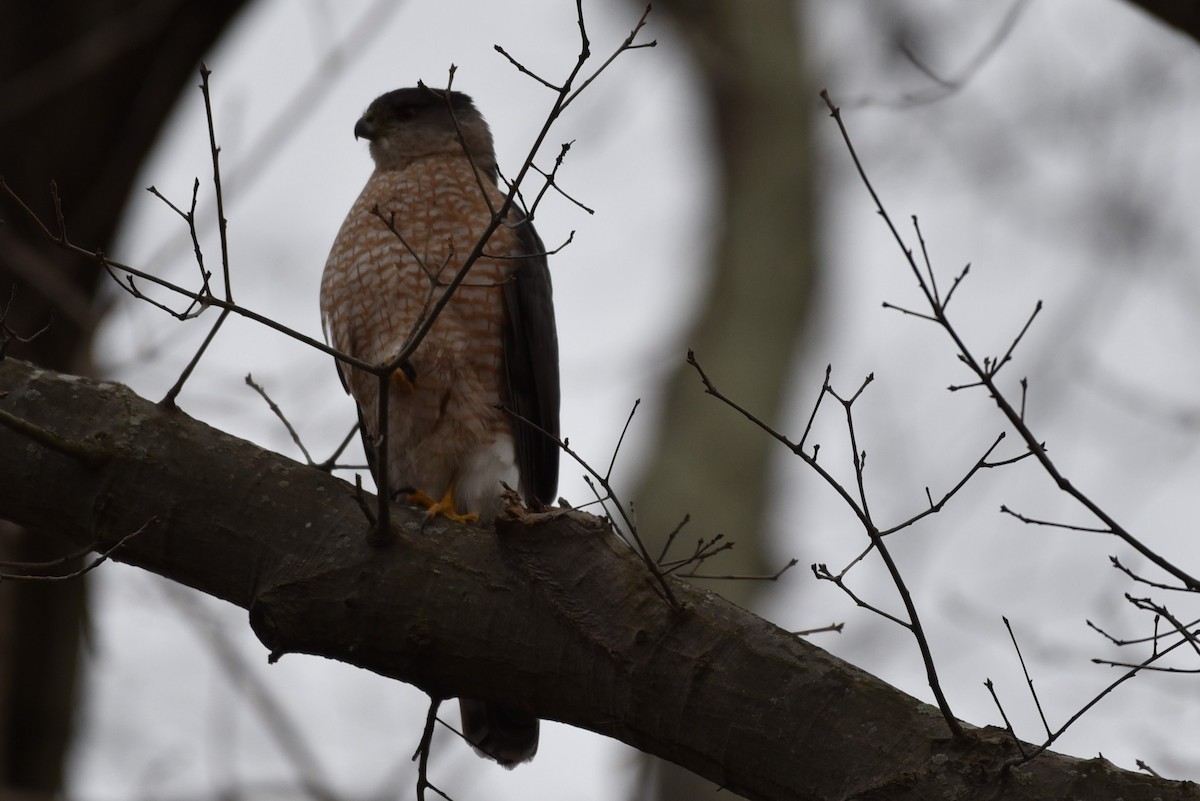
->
[320,86,560,767]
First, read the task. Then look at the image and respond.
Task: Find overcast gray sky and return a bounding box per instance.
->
[73,1,1200,797]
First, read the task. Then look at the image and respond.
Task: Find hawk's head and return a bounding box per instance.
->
[354,86,497,180]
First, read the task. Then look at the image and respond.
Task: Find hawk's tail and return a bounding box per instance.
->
[458,698,539,768]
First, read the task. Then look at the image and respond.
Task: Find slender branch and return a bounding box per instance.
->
[811,563,910,628]
[0,517,156,581]
[866,523,963,738]
[500,400,678,607]
[317,422,363,472]
[846,0,1030,109]
[1009,629,1194,767]
[162,64,235,408]
[147,179,213,305]
[679,558,798,582]
[1000,506,1110,534]
[792,622,845,637]
[412,697,451,801]
[983,678,1027,758]
[1125,595,1200,657]
[878,432,1011,536]
[371,372,392,545]
[655,513,691,564]
[0,179,376,370]
[690,355,965,738]
[562,3,656,110]
[0,285,54,358]
[245,374,315,465]
[1003,616,1051,738]
[820,88,1200,594]
[1108,555,1195,593]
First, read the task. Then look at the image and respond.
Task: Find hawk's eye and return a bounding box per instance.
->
[394,106,418,122]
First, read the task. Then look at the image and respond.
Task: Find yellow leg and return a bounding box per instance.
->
[407,487,479,524]
[392,365,416,394]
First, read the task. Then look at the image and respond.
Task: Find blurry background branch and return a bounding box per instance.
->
[0,4,251,796]
[626,0,815,794]
[1124,1,1200,43]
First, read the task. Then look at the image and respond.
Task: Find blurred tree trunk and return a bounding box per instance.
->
[1124,1,1200,42]
[630,1,815,799]
[0,1,251,794]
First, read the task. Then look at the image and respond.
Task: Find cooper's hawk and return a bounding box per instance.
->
[320,87,559,767]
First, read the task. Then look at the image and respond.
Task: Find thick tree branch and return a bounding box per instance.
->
[0,358,1194,801]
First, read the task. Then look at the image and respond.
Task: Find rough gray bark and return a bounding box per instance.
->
[1,358,1195,801]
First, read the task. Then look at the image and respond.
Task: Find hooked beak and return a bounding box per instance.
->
[354,117,375,141]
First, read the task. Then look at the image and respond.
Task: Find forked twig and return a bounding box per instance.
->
[820,88,1200,595]
[820,87,1200,762]
[161,64,233,408]
[411,697,452,801]
[501,399,679,608]
[0,517,157,581]
[686,350,964,738]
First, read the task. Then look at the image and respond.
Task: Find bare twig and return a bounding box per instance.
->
[1124,595,1200,657]
[847,0,1030,109]
[317,422,363,472]
[353,473,376,528]
[527,142,595,217]
[411,697,452,801]
[370,372,392,545]
[1003,616,1050,738]
[1108,555,1195,593]
[692,350,965,738]
[679,558,799,582]
[1008,629,1194,768]
[792,622,844,637]
[820,88,1200,595]
[811,563,910,628]
[147,178,212,309]
[563,3,656,109]
[161,64,232,408]
[245,374,315,465]
[655,513,691,564]
[502,399,679,607]
[0,177,377,370]
[0,517,156,581]
[0,285,54,359]
[658,533,734,573]
[998,506,1110,534]
[983,677,1027,758]
[822,87,1200,752]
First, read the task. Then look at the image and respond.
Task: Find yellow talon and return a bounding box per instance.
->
[407,487,479,524]
[392,367,416,394]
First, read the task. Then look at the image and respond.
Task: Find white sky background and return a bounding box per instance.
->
[71,0,1200,798]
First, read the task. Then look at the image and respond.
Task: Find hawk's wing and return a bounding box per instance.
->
[321,310,381,489]
[503,218,560,507]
